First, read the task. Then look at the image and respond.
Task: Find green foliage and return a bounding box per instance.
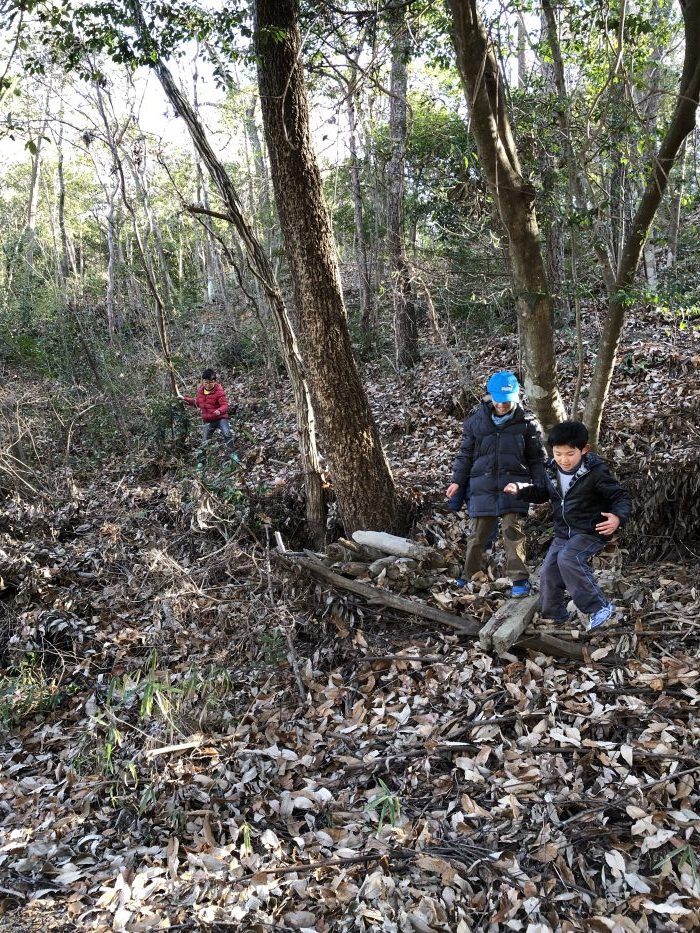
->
[365,778,401,833]
[148,395,190,446]
[195,447,245,502]
[0,659,80,726]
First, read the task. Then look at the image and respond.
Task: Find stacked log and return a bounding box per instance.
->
[317,532,457,595]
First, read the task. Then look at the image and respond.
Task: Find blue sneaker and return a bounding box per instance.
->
[511,579,531,598]
[587,603,615,631]
[453,578,467,589]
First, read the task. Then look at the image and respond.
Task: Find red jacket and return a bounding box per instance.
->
[183,383,229,422]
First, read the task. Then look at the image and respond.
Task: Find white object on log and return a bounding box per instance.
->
[352,530,436,560]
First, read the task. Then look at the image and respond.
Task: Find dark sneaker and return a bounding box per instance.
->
[511,579,531,598]
[587,603,615,631]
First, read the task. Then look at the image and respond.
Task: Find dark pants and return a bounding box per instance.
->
[539,534,607,619]
[201,418,235,449]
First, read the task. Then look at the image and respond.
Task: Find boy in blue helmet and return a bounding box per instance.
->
[446,371,546,596]
[504,420,631,630]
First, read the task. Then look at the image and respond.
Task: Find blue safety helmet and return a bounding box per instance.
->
[487,370,520,403]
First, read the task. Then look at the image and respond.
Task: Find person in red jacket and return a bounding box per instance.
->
[177,368,236,452]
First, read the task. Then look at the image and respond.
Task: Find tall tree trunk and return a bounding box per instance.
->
[446,0,566,431]
[94,82,176,392]
[666,140,686,268]
[127,0,326,545]
[517,15,527,88]
[195,161,227,304]
[540,0,616,291]
[386,3,419,369]
[537,9,566,319]
[345,61,373,333]
[104,185,120,334]
[584,0,700,445]
[55,120,77,280]
[23,110,49,273]
[254,0,402,534]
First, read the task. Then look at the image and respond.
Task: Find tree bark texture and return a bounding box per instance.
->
[128,0,327,544]
[386,4,419,368]
[254,0,402,535]
[584,0,700,446]
[345,62,373,333]
[447,0,566,431]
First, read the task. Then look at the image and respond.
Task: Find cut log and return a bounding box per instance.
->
[480,570,541,652]
[491,598,540,654]
[352,530,444,565]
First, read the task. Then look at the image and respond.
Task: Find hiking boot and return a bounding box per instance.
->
[587,603,615,631]
[511,579,531,598]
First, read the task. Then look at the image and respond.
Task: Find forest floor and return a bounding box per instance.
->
[1,307,700,932]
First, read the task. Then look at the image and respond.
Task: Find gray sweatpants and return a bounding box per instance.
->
[539,534,607,619]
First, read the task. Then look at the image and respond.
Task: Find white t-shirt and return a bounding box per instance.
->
[558,468,576,497]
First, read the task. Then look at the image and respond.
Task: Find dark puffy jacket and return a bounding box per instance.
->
[451,402,546,517]
[514,452,632,540]
[183,383,230,423]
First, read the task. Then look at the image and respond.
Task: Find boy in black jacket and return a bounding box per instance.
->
[504,420,632,630]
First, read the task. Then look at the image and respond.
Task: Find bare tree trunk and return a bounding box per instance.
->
[55,120,77,280]
[517,15,527,88]
[540,0,616,291]
[447,0,566,431]
[537,10,566,318]
[23,110,49,272]
[345,61,373,333]
[94,82,177,394]
[585,0,700,445]
[254,0,403,534]
[666,139,686,268]
[127,0,326,545]
[104,189,120,334]
[386,3,419,369]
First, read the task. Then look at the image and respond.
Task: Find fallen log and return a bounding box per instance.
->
[282,551,585,661]
[486,571,541,654]
[351,530,445,566]
[287,552,480,636]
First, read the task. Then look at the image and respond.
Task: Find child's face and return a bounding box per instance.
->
[202,379,216,390]
[552,444,589,472]
[493,401,513,415]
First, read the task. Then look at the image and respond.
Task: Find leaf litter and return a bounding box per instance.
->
[1,310,699,931]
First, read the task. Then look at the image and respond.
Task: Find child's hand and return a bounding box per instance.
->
[214,409,221,416]
[596,512,620,536]
[503,483,518,495]
[446,483,460,498]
